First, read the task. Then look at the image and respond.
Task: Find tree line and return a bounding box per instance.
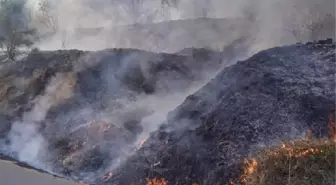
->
[0,0,181,60]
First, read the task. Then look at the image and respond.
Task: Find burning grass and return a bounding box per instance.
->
[146,178,168,185]
[236,138,335,185]
[233,111,336,185]
[145,178,199,185]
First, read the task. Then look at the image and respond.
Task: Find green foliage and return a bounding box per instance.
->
[0,0,36,60]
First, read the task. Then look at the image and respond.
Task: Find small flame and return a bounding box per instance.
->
[139,136,148,148]
[133,136,149,152]
[146,178,168,185]
[269,143,324,158]
[246,159,258,175]
[103,172,113,181]
[140,139,146,147]
[281,143,286,148]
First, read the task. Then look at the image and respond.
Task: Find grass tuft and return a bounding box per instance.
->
[238,138,335,185]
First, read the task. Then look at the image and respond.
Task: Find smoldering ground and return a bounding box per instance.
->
[0,0,334,184]
[0,47,227,183]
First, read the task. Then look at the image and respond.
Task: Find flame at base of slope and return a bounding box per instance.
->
[232,137,335,185]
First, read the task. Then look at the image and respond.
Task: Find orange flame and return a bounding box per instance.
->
[272,139,328,158]
[245,159,258,175]
[146,178,168,185]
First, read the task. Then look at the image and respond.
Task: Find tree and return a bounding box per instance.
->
[161,0,179,8]
[37,0,58,33]
[0,0,35,60]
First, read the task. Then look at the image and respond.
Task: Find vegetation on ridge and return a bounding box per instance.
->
[234,112,336,185]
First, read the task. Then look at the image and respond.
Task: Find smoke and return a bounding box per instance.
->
[1,72,76,172]
[21,0,335,52]
[6,122,46,167]
[0,0,334,183]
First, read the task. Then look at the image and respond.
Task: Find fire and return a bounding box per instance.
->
[103,171,113,182]
[244,159,258,175]
[281,143,286,148]
[146,178,168,185]
[232,114,336,185]
[231,158,259,184]
[140,138,147,147]
[268,140,327,158]
[145,178,198,185]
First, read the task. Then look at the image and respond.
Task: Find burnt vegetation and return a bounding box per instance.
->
[107,39,335,185]
[0,1,335,184]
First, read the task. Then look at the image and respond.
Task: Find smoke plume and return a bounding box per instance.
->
[22,0,334,52]
[0,0,334,183]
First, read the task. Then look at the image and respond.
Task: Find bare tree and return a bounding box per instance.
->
[0,0,35,60]
[37,0,58,33]
[61,29,67,49]
[161,0,179,8]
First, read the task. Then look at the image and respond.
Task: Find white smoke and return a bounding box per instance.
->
[22,0,334,52]
[0,0,334,183]
[7,122,46,167]
[3,72,76,171]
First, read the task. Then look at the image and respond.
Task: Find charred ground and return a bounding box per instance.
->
[0,45,233,183]
[107,39,335,185]
[0,39,334,185]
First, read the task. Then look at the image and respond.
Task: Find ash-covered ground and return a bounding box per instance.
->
[107,39,335,185]
[0,41,248,184]
[0,38,334,185]
[0,0,335,184]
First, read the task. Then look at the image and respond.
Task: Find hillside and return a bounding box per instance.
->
[0,45,233,183]
[242,138,335,185]
[0,39,334,185]
[107,39,335,185]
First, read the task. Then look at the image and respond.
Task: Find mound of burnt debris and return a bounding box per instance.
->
[0,46,233,183]
[107,39,335,185]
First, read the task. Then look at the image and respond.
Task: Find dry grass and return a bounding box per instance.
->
[238,138,335,185]
[232,111,336,185]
